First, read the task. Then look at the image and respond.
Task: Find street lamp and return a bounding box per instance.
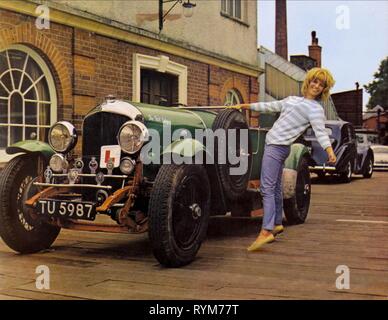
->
[182,0,196,17]
[159,0,196,31]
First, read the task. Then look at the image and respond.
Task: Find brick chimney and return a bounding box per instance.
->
[308,31,322,67]
[275,0,288,60]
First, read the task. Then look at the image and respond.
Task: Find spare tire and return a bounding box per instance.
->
[283,156,311,225]
[211,109,252,200]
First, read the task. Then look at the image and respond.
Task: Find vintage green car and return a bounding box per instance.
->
[0,96,311,267]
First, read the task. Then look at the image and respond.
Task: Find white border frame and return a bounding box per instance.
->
[132,53,187,106]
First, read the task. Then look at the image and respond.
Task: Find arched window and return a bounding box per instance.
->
[224,89,243,106]
[0,45,57,161]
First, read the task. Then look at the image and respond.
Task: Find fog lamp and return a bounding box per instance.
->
[120,157,136,175]
[49,154,68,173]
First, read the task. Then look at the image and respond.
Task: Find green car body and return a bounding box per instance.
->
[1,98,311,267]
[8,104,307,177]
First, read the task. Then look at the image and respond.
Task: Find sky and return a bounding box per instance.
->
[258,0,388,110]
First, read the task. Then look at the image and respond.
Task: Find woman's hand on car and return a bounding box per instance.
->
[326,147,337,164]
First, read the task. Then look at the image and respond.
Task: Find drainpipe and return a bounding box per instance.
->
[377,109,381,144]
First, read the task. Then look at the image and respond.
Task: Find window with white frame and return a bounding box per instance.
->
[221,0,244,21]
[0,45,57,160]
[133,54,187,106]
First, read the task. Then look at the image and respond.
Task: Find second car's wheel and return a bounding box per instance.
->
[212,109,252,200]
[362,156,373,178]
[148,164,210,267]
[283,157,311,225]
[339,160,352,183]
[0,155,60,254]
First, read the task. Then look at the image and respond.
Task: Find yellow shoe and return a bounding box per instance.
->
[247,234,275,252]
[272,225,284,236]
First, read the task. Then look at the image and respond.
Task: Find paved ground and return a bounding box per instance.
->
[0,172,387,300]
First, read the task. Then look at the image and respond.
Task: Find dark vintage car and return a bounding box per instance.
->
[304,120,374,182]
[0,97,312,267]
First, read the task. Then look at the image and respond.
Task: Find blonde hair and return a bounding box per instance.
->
[301,67,335,102]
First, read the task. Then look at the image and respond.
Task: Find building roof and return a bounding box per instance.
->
[258,46,339,121]
[363,105,386,120]
[259,46,306,82]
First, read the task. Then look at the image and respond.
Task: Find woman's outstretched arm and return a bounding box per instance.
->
[232,99,286,112]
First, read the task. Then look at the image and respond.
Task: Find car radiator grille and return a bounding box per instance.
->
[82,112,129,173]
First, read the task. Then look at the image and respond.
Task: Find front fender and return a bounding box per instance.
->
[356,146,374,173]
[284,143,310,170]
[6,140,55,162]
[161,138,213,162]
[283,143,310,199]
[335,143,356,171]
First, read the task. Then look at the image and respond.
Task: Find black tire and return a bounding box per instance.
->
[0,155,60,253]
[339,160,352,183]
[211,109,252,200]
[283,157,311,225]
[362,155,373,178]
[148,164,210,267]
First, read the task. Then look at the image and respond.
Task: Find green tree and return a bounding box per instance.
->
[364,57,388,110]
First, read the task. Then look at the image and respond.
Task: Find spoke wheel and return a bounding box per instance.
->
[363,156,373,178]
[284,157,311,225]
[0,155,60,253]
[148,164,210,267]
[173,175,207,249]
[340,160,352,183]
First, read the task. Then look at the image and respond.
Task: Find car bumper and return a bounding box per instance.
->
[374,162,388,169]
[309,165,337,172]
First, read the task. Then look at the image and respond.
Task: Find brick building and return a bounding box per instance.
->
[331,88,363,127]
[363,106,388,144]
[287,30,363,126]
[0,0,260,163]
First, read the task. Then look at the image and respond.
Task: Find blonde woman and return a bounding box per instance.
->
[233,67,337,251]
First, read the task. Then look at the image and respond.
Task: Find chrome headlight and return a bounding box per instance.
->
[48,121,78,153]
[118,120,149,154]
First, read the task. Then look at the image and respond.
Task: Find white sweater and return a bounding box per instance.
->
[250,96,331,150]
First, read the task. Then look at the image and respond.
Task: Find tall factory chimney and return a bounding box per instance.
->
[275,0,288,60]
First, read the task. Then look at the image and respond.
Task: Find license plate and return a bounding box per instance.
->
[37,199,96,221]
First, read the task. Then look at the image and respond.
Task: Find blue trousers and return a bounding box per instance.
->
[260,144,291,231]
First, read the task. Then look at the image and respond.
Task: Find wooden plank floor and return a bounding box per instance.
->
[0,172,387,300]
